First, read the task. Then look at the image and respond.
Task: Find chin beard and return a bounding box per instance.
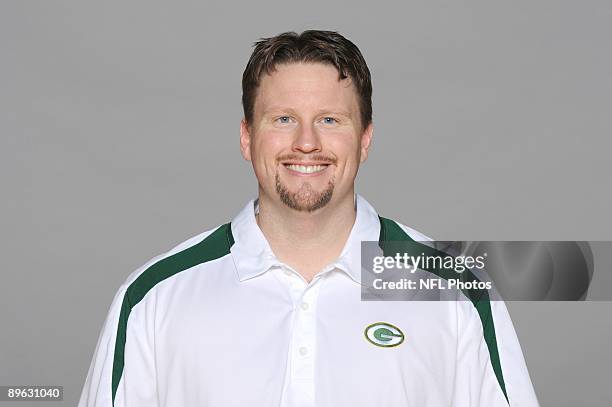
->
[275,172,335,212]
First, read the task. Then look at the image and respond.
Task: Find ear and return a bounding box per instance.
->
[359,122,374,163]
[239,118,252,161]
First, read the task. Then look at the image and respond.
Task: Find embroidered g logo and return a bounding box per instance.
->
[364,322,405,347]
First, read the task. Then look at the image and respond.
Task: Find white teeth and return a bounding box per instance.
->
[285,164,328,174]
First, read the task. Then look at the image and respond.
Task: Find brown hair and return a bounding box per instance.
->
[242,30,372,131]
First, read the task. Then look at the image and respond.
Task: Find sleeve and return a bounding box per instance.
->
[78,281,158,407]
[452,295,540,406]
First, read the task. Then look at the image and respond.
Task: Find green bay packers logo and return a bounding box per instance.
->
[364,322,405,347]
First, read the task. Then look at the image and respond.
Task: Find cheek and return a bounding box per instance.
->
[326,135,361,164]
[253,129,291,150]
[251,133,287,169]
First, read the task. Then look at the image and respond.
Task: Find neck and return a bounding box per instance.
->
[256,191,357,282]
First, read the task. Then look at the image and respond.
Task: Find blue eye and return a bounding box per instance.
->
[277,116,291,123]
[323,117,337,124]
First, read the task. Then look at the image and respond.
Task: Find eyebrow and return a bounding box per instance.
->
[262,107,297,116]
[262,107,353,118]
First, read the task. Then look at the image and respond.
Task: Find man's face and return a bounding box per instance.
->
[240,62,373,213]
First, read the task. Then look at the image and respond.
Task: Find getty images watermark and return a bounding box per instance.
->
[361,241,611,301]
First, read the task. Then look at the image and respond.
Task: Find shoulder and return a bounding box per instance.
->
[378,216,434,242]
[119,223,233,300]
[394,221,433,242]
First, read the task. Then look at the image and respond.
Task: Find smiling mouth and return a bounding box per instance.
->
[283,163,330,174]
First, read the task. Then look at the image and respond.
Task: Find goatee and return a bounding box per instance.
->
[275,172,334,212]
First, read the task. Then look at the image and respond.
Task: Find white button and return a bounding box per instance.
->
[299,346,308,356]
[300,302,309,311]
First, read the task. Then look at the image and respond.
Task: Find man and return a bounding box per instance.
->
[78,30,539,406]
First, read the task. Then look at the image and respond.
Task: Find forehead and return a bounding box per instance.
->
[255,62,359,114]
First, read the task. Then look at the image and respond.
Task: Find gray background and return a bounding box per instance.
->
[1,1,611,406]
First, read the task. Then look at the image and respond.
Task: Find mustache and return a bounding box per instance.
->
[276,154,337,165]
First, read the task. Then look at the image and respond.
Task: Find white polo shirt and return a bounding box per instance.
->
[78,194,540,407]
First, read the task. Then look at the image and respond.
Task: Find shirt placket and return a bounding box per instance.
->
[279,265,329,407]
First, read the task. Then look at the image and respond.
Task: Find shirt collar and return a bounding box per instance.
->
[229,194,381,284]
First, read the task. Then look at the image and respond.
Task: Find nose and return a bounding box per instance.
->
[292,122,322,154]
